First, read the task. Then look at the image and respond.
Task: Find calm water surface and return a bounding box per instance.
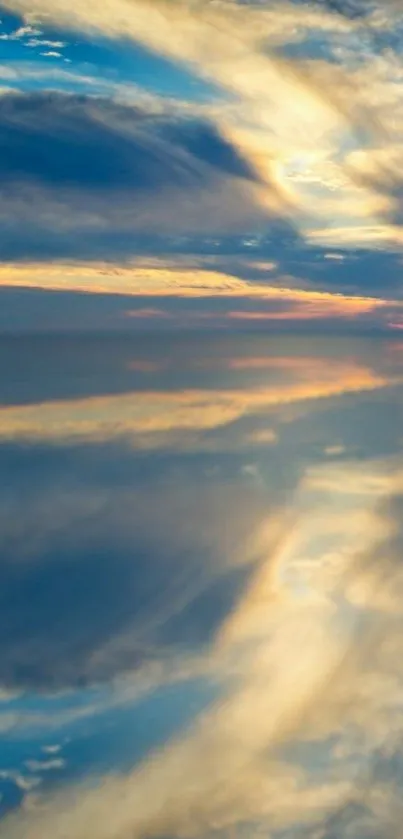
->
[0,331,402,838]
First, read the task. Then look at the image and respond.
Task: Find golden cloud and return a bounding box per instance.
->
[0,262,396,323]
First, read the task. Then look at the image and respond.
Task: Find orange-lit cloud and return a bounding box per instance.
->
[227,356,344,371]
[0,262,397,326]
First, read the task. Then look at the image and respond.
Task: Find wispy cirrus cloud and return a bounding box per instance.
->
[3,0,403,249]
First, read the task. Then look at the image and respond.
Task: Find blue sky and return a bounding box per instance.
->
[0,0,403,330]
[0,8,223,99]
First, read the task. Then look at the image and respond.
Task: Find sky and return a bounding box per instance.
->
[1,0,403,330]
[2,3,403,838]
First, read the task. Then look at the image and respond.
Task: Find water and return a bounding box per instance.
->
[0,331,402,838]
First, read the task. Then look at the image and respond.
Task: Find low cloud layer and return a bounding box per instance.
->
[1,257,401,331]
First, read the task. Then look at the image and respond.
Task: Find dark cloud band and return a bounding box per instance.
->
[0,91,279,259]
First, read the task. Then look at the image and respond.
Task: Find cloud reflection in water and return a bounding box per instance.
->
[0,332,402,838]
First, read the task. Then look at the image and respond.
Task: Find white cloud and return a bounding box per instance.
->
[26,38,65,47]
[0,770,41,792]
[24,759,65,772]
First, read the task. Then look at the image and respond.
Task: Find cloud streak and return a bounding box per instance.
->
[1,260,400,330]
